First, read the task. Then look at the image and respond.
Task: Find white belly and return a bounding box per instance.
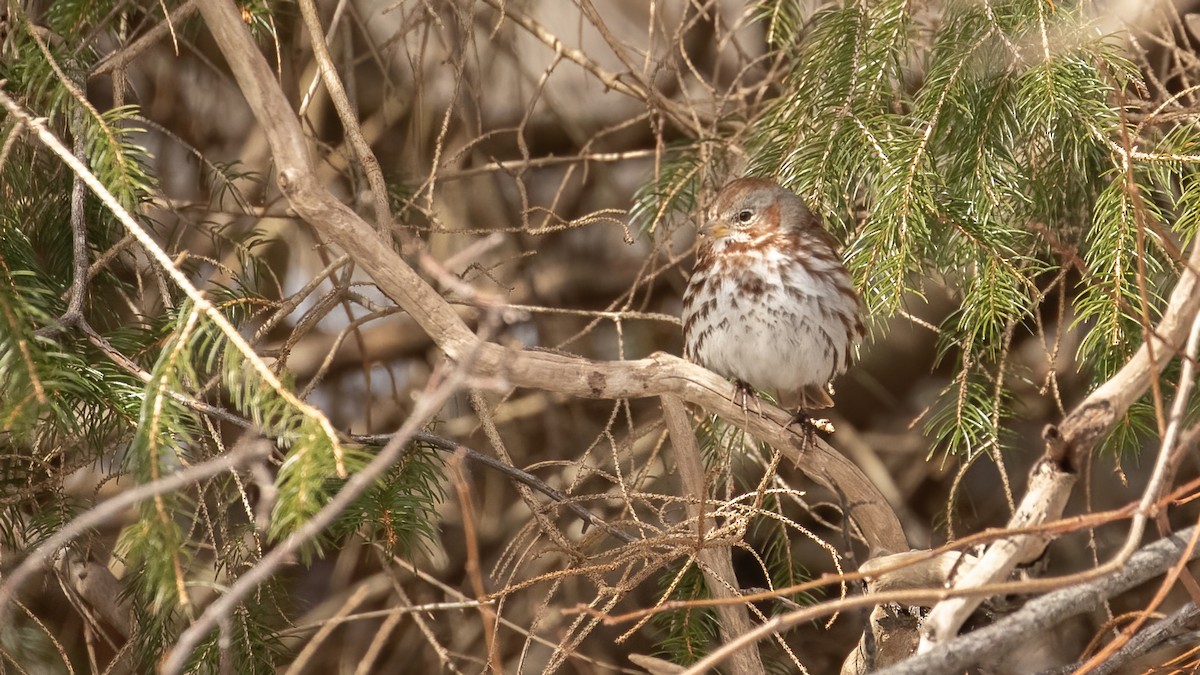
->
[683,255,858,394]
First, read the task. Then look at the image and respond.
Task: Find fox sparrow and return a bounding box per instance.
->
[682,177,864,411]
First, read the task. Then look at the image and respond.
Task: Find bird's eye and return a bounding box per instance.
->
[736,209,754,224]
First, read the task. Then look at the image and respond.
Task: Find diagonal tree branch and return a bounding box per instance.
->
[296,0,393,235]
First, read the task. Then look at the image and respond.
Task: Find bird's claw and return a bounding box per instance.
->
[732,380,763,417]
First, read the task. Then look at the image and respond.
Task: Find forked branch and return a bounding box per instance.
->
[193,0,907,556]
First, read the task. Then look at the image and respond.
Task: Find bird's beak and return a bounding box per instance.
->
[700,219,729,238]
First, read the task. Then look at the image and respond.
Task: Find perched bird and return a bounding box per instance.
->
[682,177,864,412]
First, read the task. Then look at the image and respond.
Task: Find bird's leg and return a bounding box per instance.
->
[787,409,811,427]
[788,410,819,448]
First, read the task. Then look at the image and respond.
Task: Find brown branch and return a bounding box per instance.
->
[36,107,91,337]
[660,394,765,675]
[91,1,198,77]
[448,452,504,675]
[192,0,907,557]
[296,0,393,235]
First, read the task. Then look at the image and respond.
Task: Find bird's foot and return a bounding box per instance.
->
[787,411,835,446]
[732,380,763,417]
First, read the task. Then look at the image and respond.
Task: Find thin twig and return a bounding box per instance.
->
[0,437,271,626]
[448,452,504,675]
[92,1,197,76]
[437,149,659,181]
[65,108,89,322]
[160,351,474,674]
[296,0,393,235]
[36,107,91,337]
[0,85,350,479]
[282,575,374,675]
[354,431,636,544]
[874,527,1200,675]
[282,600,496,636]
